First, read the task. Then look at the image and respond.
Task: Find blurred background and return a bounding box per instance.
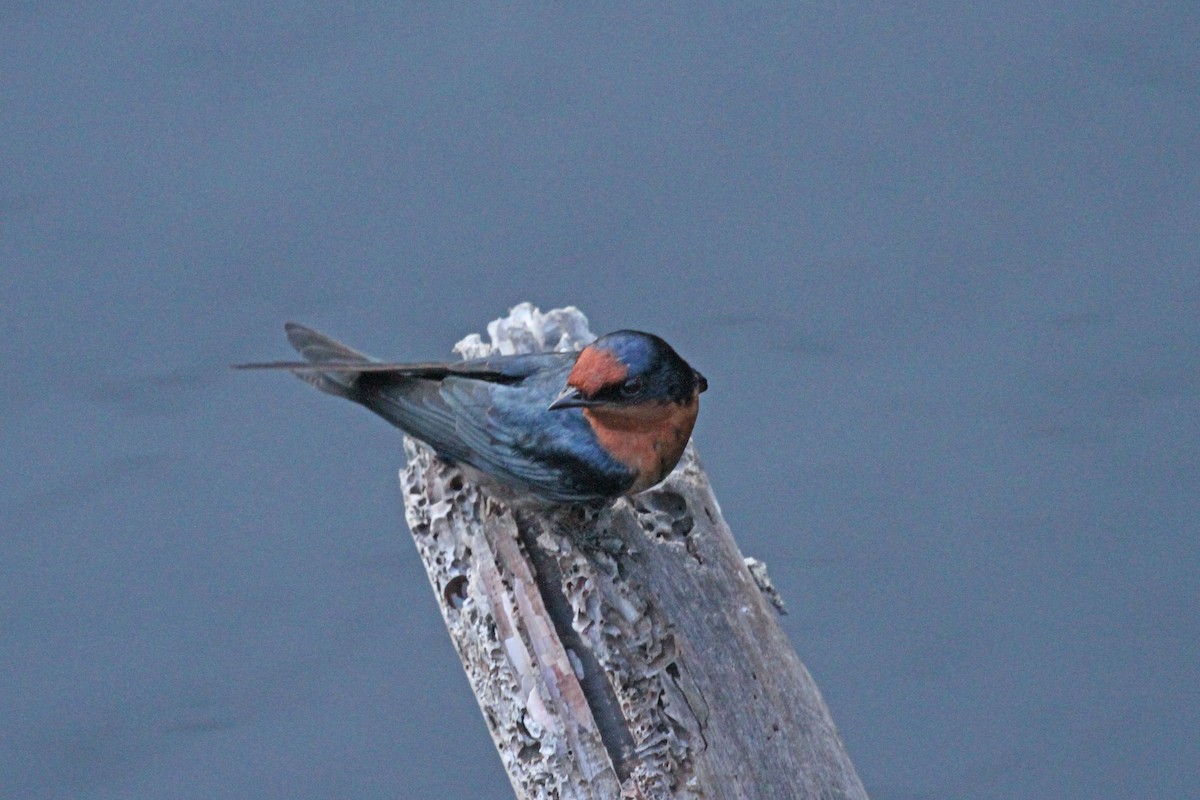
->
[2,3,1197,798]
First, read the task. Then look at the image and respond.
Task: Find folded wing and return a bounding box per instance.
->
[239,323,627,499]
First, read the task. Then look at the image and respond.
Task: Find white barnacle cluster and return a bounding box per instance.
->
[454,302,596,359]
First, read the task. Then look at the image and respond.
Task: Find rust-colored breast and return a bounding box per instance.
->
[568,346,629,396]
[584,392,700,493]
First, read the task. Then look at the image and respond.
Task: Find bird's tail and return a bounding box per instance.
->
[283,322,371,398]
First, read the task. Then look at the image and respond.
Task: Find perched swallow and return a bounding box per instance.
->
[235,323,707,505]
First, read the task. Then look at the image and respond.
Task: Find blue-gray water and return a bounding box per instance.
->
[2,5,1197,798]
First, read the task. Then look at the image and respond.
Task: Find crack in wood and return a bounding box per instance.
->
[515,513,637,781]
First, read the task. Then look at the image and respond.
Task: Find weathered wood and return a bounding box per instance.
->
[399,305,868,800]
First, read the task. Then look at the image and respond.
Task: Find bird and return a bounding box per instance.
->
[235,323,707,506]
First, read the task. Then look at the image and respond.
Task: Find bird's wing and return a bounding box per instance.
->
[235,321,570,382]
[352,374,477,464]
[235,322,617,500]
[351,354,585,483]
[435,374,632,502]
[234,321,573,395]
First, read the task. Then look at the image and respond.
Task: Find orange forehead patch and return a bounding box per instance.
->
[568,345,628,396]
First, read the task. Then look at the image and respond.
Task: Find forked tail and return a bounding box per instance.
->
[232,323,373,398]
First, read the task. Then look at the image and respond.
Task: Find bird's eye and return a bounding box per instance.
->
[619,377,644,397]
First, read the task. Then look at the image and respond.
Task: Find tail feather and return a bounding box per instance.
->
[285,322,371,363]
[279,324,462,460]
[283,323,371,398]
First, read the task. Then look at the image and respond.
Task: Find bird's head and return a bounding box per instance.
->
[548,330,707,411]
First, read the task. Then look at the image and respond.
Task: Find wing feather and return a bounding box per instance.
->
[437,375,633,501]
[240,322,626,501]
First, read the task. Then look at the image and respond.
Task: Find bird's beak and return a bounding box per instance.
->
[548,385,589,411]
[695,370,708,393]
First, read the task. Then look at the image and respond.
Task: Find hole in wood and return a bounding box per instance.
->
[634,489,694,542]
[443,574,469,609]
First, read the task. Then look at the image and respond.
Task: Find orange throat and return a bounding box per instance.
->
[584,393,699,493]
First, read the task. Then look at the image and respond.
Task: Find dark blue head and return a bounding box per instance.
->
[549,330,707,410]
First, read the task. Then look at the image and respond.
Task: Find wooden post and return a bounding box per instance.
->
[399,305,869,800]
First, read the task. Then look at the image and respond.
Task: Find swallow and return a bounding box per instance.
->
[235,323,707,506]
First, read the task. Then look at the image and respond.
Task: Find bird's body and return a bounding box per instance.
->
[237,324,706,506]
